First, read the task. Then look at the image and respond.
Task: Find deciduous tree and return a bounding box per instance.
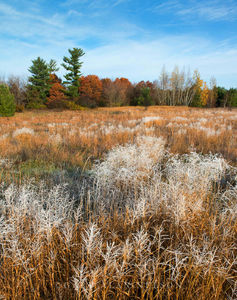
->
[201,81,209,107]
[79,75,102,107]
[46,74,66,108]
[101,77,132,107]
[8,75,27,110]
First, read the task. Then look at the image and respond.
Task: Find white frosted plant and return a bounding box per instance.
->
[90,136,166,210]
[93,136,165,189]
[141,116,162,123]
[157,152,232,222]
[0,133,9,140]
[0,157,13,168]
[81,223,102,260]
[132,228,151,260]
[49,133,62,144]
[220,185,237,221]
[0,182,75,252]
[91,136,237,220]
[165,152,229,195]
[12,127,34,137]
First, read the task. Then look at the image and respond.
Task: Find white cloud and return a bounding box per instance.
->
[1,34,237,88]
[83,36,237,87]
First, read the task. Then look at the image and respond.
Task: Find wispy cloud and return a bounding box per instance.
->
[62,0,128,9]
[178,3,237,21]
[154,0,181,12]
[112,0,130,7]
[154,0,237,22]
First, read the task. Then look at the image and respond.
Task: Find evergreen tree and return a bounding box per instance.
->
[216,87,227,107]
[0,84,16,117]
[228,88,237,107]
[26,85,45,109]
[61,48,85,101]
[28,57,50,103]
[48,59,59,74]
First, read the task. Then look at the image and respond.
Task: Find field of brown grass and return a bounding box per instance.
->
[0,106,236,179]
[0,106,236,299]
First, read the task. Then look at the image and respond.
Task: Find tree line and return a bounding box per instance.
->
[0,47,236,116]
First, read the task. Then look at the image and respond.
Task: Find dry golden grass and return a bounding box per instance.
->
[0,106,236,174]
[0,107,236,299]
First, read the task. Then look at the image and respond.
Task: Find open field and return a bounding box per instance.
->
[0,106,236,299]
[0,106,236,180]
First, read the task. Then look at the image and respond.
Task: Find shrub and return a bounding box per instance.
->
[0,84,16,117]
[26,102,47,109]
[63,100,85,110]
[15,104,25,112]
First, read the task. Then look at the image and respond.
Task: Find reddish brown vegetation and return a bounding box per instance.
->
[47,74,66,108]
[79,75,103,107]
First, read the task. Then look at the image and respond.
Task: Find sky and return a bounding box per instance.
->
[0,0,237,87]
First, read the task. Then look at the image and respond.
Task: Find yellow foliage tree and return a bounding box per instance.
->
[192,70,208,107]
[201,81,209,107]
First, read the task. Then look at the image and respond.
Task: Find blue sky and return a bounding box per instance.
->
[0,0,237,87]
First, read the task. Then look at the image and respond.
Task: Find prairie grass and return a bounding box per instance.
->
[0,107,236,299]
[0,107,236,176]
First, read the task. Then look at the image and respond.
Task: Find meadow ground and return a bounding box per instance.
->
[0,106,236,299]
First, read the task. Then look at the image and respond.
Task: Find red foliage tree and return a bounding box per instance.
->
[115,77,133,106]
[101,77,132,106]
[79,75,102,107]
[46,74,66,108]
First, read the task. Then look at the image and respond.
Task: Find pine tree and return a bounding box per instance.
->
[28,57,50,104]
[48,59,59,74]
[0,84,16,117]
[61,48,85,101]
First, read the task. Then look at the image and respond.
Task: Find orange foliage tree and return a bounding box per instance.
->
[114,77,132,105]
[101,77,132,106]
[79,75,102,107]
[46,74,66,108]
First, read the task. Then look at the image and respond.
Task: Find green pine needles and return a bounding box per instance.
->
[28,57,50,103]
[62,48,85,101]
[0,84,16,117]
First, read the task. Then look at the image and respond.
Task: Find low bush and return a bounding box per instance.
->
[0,84,16,117]
[63,100,86,110]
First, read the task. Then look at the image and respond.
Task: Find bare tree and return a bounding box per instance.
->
[183,68,196,106]
[208,76,217,107]
[158,65,169,105]
[7,75,27,107]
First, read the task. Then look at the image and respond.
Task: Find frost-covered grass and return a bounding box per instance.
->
[0,135,236,299]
